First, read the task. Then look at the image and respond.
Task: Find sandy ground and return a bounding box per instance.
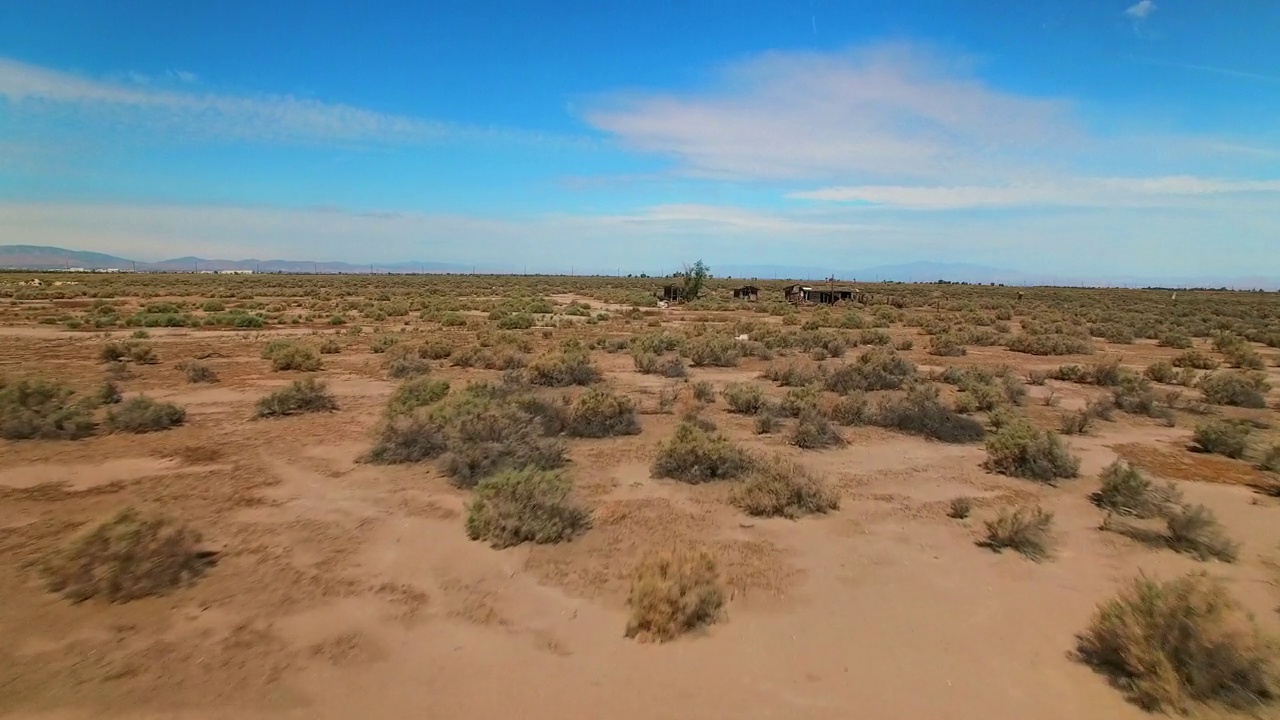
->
[2,314,1280,720]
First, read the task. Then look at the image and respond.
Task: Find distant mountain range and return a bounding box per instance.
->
[1,245,1277,290]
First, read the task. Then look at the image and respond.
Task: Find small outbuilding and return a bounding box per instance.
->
[659,284,686,302]
[732,285,760,301]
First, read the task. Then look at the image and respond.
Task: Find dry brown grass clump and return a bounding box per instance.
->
[651,422,754,484]
[106,396,186,433]
[983,419,1080,483]
[947,497,973,519]
[981,505,1055,561]
[42,508,212,603]
[0,378,96,440]
[1076,572,1277,713]
[464,467,590,549]
[625,548,725,643]
[730,456,839,518]
[565,387,641,438]
[255,378,339,417]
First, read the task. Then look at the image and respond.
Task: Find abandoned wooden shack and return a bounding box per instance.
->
[731,285,760,301]
[659,284,686,302]
[783,283,862,305]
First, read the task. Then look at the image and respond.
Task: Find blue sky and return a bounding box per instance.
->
[1,0,1277,277]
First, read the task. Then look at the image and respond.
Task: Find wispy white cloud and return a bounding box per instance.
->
[790,176,1280,209]
[0,57,586,148]
[1131,56,1280,83]
[166,69,199,84]
[1124,1,1157,19]
[582,42,1077,183]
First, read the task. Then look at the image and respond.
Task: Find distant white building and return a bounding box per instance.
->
[218,269,254,274]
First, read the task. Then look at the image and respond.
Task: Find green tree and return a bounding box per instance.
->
[683,260,710,301]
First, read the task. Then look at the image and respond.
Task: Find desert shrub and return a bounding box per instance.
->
[1198,371,1269,408]
[0,379,96,440]
[829,392,871,425]
[419,339,454,360]
[100,340,158,365]
[265,342,322,372]
[1026,369,1049,385]
[873,385,985,443]
[255,378,338,417]
[690,380,716,404]
[651,422,753,484]
[464,467,589,548]
[1144,361,1177,383]
[440,312,467,327]
[1092,323,1135,344]
[625,548,724,643]
[722,383,767,414]
[1193,419,1251,458]
[527,350,601,386]
[984,419,1080,482]
[106,396,185,433]
[41,508,211,603]
[566,388,640,438]
[1174,349,1219,370]
[1060,409,1093,436]
[1007,333,1093,356]
[95,381,122,406]
[1224,345,1266,370]
[791,410,844,449]
[1077,572,1277,713]
[895,338,914,351]
[385,347,431,379]
[1166,504,1239,563]
[386,377,450,417]
[982,505,1055,560]
[318,338,342,354]
[764,360,825,388]
[1051,364,1088,383]
[825,347,915,393]
[370,335,399,353]
[496,312,535,330]
[632,351,686,378]
[364,409,448,464]
[779,384,823,417]
[1091,461,1182,519]
[859,328,892,346]
[947,497,973,519]
[425,386,567,486]
[1261,445,1280,474]
[928,333,967,357]
[753,412,781,434]
[685,335,741,367]
[730,455,839,518]
[1158,332,1194,349]
[181,361,218,384]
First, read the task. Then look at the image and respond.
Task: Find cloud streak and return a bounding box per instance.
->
[789,176,1280,209]
[0,57,586,148]
[582,42,1077,183]
[1124,1,1157,19]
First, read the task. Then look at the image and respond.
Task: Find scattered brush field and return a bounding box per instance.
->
[2,271,1280,720]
